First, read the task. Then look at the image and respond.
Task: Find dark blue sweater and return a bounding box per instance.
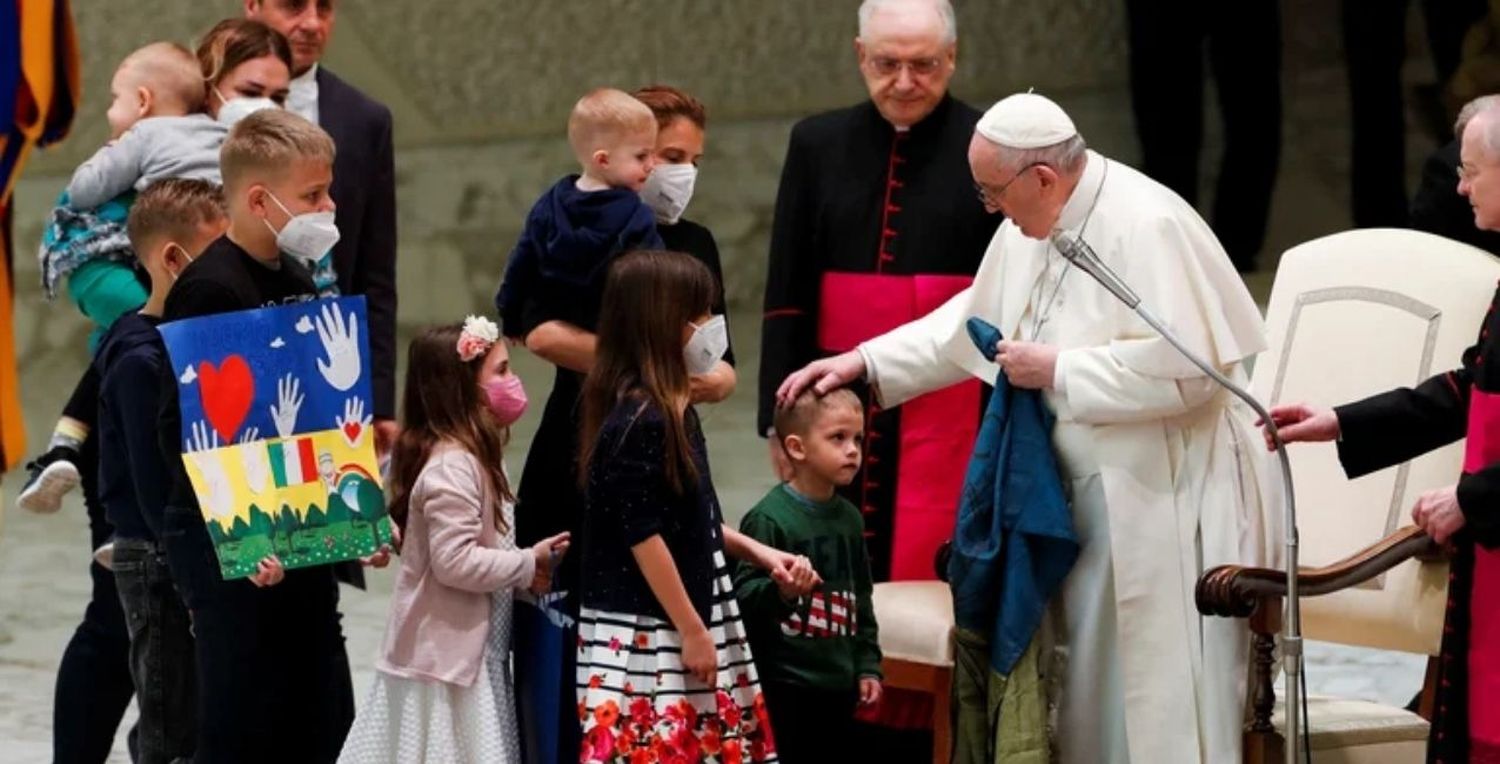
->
[94,311,169,541]
[494,175,662,338]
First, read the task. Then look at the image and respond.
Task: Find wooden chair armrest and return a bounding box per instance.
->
[1196,525,1444,619]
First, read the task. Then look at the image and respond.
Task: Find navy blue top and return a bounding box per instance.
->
[581,397,721,624]
[494,175,663,339]
[94,311,168,541]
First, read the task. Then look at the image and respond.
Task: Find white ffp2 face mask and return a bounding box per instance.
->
[215,89,279,127]
[684,314,728,376]
[263,191,341,264]
[641,163,698,225]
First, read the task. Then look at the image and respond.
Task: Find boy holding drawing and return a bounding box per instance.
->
[157,108,358,761]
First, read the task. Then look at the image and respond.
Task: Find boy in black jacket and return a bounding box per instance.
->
[156,109,355,762]
[96,178,227,763]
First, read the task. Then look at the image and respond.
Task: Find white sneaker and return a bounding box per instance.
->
[93,540,115,571]
[17,452,82,514]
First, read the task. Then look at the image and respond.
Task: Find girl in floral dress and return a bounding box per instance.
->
[575,251,820,764]
[339,319,570,763]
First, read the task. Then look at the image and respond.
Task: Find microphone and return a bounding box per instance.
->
[1048,230,1306,764]
[1049,232,1141,309]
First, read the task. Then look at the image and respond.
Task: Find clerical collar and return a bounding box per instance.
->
[1054,149,1107,234]
[869,93,953,136]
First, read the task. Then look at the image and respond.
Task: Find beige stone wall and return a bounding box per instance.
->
[12,2,1134,420]
[22,0,1371,453]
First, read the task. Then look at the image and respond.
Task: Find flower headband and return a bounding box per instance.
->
[456,315,500,362]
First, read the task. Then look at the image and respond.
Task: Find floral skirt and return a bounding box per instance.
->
[577,551,777,763]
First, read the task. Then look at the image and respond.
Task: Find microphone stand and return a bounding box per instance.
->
[1050,231,1303,764]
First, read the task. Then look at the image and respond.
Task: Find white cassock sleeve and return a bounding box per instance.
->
[1052,212,1264,425]
[858,284,978,408]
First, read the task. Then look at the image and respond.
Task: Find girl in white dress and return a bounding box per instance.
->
[339,318,569,763]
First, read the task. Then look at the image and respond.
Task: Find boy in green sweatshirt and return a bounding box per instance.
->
[735,387,882,763]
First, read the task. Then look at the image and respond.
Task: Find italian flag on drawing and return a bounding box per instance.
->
[268,437,318,487]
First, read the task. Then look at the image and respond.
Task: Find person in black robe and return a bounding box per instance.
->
[1267,101,1500,762]
[758,0,999,588]
[757,2,1000,752]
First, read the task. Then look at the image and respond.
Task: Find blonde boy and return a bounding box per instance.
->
[494,87,664,339]
[158,109,354,762]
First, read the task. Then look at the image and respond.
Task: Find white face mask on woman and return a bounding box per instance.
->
[684,314,729,375]
[641,163,698,225]
[214,88,279,127]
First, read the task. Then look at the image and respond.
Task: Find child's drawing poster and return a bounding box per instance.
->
[159,296,394,579]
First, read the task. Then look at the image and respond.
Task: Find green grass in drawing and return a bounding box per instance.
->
[206,475,394,579]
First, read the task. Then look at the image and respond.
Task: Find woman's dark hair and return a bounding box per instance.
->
[389,324,513,536]
[632,84,708,131]
[579,250,717,493]
[196,18,293,91]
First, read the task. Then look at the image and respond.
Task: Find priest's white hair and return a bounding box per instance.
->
[1456,95,1500,138]
[1467,102,1500,160]
[858,0,957,44]
[998,135,1089,176]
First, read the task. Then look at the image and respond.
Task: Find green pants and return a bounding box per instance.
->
[67,259,148,352]
[952,627,1050,764]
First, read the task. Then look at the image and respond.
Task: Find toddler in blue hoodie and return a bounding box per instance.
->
[494,87,663,339]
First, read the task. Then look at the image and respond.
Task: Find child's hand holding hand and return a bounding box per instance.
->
[766,549,821,598]
[248,555,285,588]
[528,532,571,594]
[682,627,718,687]
[859,677,882,706]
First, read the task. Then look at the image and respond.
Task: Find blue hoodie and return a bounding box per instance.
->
[949,317,1078,675]
[494,175,663,338]
[93,310,169,542]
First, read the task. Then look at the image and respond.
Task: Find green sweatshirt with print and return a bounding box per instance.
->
[734,483,882,690]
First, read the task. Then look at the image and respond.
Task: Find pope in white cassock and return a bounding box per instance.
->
[777,92,1283,763]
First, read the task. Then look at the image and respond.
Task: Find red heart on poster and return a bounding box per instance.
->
[198,356,255,443]
[343,420,362,444]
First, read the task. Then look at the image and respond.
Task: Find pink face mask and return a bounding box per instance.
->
[482,374,528,426]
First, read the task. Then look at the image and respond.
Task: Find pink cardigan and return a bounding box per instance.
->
[376,444,535,687]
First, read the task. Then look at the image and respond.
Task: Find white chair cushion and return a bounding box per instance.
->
[1272,694,1428,762]
[872,581,954,666]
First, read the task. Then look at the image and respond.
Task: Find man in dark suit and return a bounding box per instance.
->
[244,0,398,451]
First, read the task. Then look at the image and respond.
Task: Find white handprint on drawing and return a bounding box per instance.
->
[238,428,270,494]
[337,397,372,448]
[314,303,361,392]
[270,374,304,438]
[184,421,234,521]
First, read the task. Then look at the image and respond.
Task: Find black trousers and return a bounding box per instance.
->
[114,539,197,764]
[1344,0,1488,228]
[761,680,859,764]
[162,504,354,763]
[1127,0,1283,270]
[60,365,101,429]
[53,436,137,763]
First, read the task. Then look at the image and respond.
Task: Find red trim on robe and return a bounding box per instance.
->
[875,132,909,274]
[1465,388,1500,752]
[818,271,980,581]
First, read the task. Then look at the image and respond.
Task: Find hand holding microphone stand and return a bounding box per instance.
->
[1050,231,1304,764]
